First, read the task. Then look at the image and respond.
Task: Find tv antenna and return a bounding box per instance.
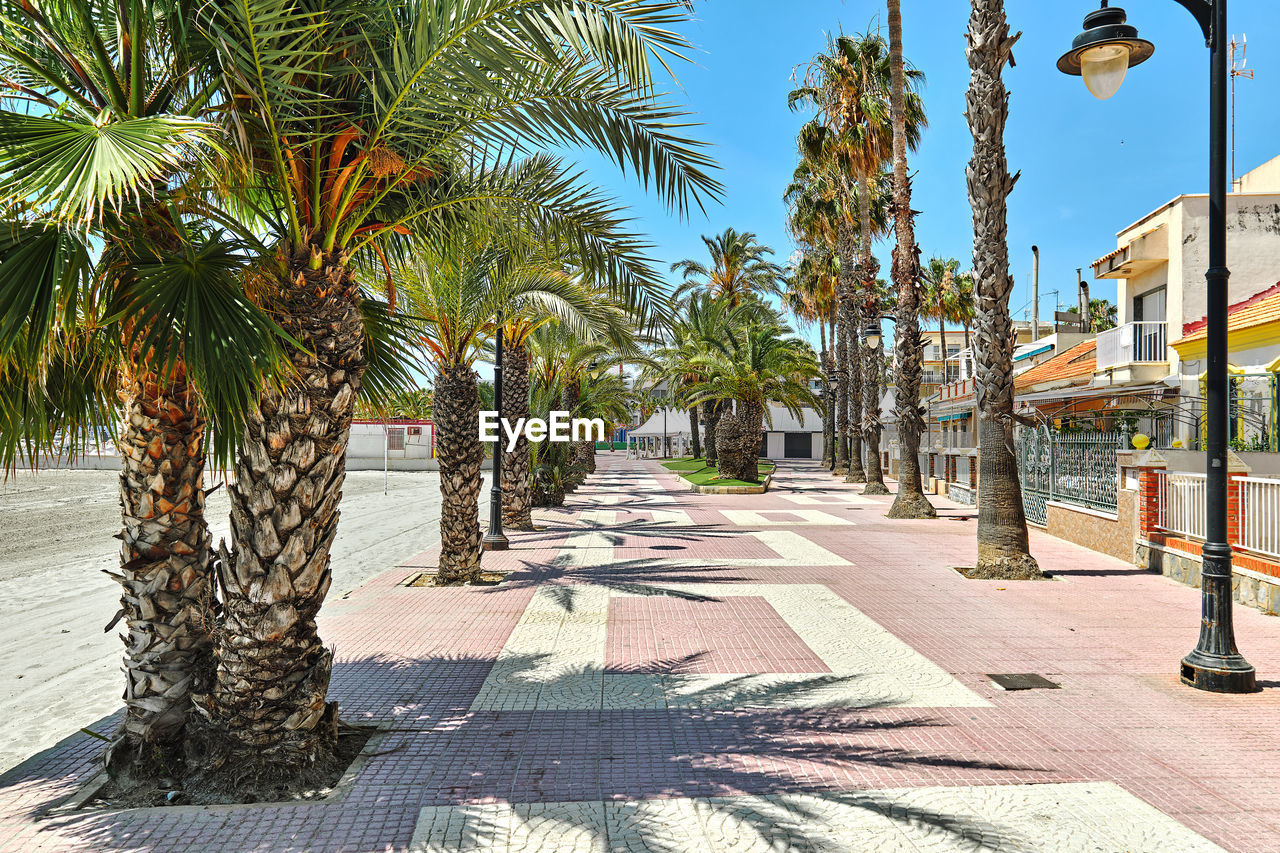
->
[1231,34,1255,187]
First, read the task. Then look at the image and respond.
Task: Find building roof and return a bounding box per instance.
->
[1013,340,1098,392]
[1175,281,1280,345]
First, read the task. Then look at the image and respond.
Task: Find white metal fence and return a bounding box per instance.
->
[1155,471,1207,541]
[1238,477,1280,560]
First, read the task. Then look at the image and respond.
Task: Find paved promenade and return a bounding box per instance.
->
[2,457,1279,851]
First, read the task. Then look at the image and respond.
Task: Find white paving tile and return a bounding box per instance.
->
[409,783,1227,852]
[469,583,986,711]
[721,509,853,526]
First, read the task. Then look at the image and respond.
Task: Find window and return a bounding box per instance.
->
[387,428,405,451]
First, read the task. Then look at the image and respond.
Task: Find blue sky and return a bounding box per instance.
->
[569,0,1280,334]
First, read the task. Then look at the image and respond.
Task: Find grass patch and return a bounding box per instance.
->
[661,457,775,488]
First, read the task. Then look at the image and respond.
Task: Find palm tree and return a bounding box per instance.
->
[0,0,289,774]
[791,31,923,485]
[964,0,1040,577]
[685,319,822,483]
[1090,298,1118,332]
[885,0,937,520]
[671,228,784,305]
[860,274,894,495]
[194,0,721,772]
[922,258,977,382]
[406,222,625,584]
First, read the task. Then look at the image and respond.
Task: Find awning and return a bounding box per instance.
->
[1016,382,1171,405]
[937,412,972,422]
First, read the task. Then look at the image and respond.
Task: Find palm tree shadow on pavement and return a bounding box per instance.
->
[5,652,1047,852]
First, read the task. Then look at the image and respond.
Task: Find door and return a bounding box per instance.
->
[784,432,811,459]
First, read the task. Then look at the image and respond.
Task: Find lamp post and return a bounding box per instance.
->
[1059,1,1255,693]
[482,311,509,552]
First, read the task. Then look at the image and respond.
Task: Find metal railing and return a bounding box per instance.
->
[1096,321,1167,369]
[1238,477,1280,559]
[1155,471,1207,541]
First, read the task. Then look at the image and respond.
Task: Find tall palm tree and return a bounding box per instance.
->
[195,0,721,772]
[671,228,784,305]
[685,319,822,483]
[791,31,923,485]
[860,273,894,494]
[885,0,937,520]
[784,160,840,467]
[965,0,1039,577]
[0,0,289,774]
[407,221,627,583]
[922,258,977,382]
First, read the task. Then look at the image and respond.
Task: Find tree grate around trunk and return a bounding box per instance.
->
[403,571,509,587]
[64,726,380,811]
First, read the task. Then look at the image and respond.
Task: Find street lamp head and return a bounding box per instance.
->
[862,321,882,349]
[1057,2,1154,100]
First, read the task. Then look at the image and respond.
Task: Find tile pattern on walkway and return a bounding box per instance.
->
[1,456,1279,851]
[409,782,1228,852]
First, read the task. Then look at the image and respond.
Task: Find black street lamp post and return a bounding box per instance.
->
[483,312,510,552]
[1059,1,1255,692]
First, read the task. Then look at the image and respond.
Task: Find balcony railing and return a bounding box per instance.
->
[1096,321,1167,370]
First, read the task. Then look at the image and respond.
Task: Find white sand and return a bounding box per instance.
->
[0,466,486,774]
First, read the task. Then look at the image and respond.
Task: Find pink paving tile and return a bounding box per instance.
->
[605,596,831,674]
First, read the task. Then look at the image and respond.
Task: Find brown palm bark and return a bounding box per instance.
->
[704,399,722,464]
[197,247,366,773]
[561,378,586,490]
[716,401,762,483]
[833,284,850,476]
[819,321,834,467]
[886,0,937,519]
[689,402,702,460]
[840,221,866,484]
[107,367,216,776]
[500,340,534,530]
[435,361,484,583]
[966,0,1040,577]
[858,175,889,495]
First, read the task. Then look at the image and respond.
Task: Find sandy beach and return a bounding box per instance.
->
[0,466,483,774]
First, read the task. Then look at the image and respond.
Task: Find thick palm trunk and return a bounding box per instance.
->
[716,401,763,483]
[939,321,949,382]
[108,368,215,776]
[197,247,365,772]
[500,341,534,530]
[689,403,702,459]
[886,0,937,520]
[841,223,866,483]
[966,0,1040,577]
[704,399,721,464]
[436,361,484,582]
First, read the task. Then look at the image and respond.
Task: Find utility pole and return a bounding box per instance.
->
[1031,246,1041,340]
[1077,269,1090,333]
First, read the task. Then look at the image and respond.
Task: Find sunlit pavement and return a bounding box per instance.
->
[2,456,1279,851]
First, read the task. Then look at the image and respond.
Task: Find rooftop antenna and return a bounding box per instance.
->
[1231,34,1255,188]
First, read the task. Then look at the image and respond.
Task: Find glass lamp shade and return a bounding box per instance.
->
[1080,43,1130,99]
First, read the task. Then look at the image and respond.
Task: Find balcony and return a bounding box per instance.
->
[1096,321,1167,370]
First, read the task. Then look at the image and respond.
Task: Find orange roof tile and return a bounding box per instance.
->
[1014,340,1098,392]
[1176,282,1280,345]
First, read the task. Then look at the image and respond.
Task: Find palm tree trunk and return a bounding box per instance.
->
[966,0,1040,577]
[108,367,216,776]
[435,361,485,583]
[819,349,834,467]
[197,247,365,772]
[940,319,948,382]
[501,340,534,531]
[886,0,937,520]
[704,399,721,464]
[562,379,585,490]
[689,402,702,459]
[839,221,865,483]
[857,175,889,495]
[833,289,850,477]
